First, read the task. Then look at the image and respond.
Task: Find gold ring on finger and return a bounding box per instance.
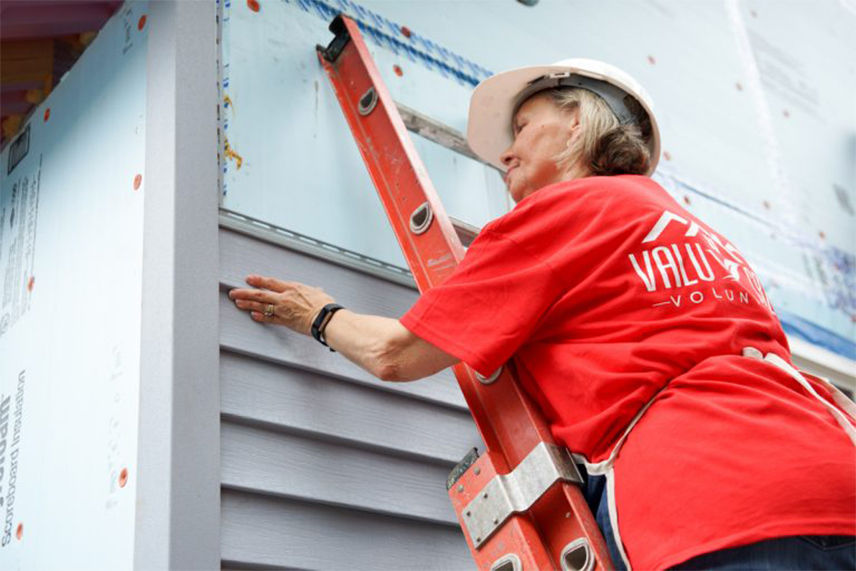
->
[264,304,275,318]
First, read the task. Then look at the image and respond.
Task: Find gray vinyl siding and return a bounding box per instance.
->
[219,226,480,570]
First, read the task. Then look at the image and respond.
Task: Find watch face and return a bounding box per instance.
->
[314,304,344,347]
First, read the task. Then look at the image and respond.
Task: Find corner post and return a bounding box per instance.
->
[136,1,220,568]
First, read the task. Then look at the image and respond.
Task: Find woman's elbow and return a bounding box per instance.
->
[373,352,415,382]
[369,323,456,382]
[370,338,412,382]
[375,361,407,382]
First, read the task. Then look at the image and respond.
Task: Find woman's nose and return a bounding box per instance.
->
[499,146,514,167]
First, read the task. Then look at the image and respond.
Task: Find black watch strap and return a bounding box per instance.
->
[311,303,344,351]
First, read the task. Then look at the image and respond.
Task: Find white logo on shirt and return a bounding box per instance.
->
[628,210,773,310]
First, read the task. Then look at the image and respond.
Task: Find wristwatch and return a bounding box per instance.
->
[311,303,344,351]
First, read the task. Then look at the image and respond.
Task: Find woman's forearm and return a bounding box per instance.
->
[322,310,402,380]
[323,310,459,382]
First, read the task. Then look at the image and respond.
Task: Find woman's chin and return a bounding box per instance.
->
[509,186,534,204]
[507,183,524,204]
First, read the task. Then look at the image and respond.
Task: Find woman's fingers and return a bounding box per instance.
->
[234,299,271,315]
[230,289,297,326]
[228,287,275,304]
[246,274,292,293]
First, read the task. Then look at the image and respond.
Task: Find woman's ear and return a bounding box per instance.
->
[562,108,589,180]
[566,108,583,148]
[568,107,582,133]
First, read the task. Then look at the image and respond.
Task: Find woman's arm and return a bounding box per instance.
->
[322,310,459,381]
[228,274,459,381]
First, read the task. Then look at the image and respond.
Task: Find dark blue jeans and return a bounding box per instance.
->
[582,470,856,570]
[673,534,856,570]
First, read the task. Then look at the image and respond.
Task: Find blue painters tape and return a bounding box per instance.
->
[289,0,493,87]
[778,308,856,361]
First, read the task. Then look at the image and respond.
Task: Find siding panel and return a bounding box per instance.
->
[221,422,458,524]
[220,228,467,409]
[221,490,474,570]
[222,351,480,463]
[219,226,480,569]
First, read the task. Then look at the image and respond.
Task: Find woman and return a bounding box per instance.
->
[229,59,855,569]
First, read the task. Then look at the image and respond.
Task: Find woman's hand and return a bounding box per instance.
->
[229,274,459,381]
[228,274,335,335]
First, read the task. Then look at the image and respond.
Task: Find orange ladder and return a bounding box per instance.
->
[317,15,614,571]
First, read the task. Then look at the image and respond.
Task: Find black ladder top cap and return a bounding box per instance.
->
[317,14,352,63]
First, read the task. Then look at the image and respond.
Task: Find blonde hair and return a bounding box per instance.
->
[539,87,652,176]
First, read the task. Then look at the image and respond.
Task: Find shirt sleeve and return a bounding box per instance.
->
[399,228,564,377]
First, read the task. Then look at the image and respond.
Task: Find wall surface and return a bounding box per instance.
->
[0,2,149,568]
[220,0,856,359]
[217,0,854,567]
[0,1,852,569]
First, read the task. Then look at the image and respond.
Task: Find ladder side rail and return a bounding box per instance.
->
[317,15,614,571]
[317,21,465,291]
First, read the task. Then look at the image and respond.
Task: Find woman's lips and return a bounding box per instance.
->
[504,166,516,184]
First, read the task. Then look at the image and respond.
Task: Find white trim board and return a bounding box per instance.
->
[789,336,856,394]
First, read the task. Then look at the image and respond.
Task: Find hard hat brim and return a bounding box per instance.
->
[466,62,661,176]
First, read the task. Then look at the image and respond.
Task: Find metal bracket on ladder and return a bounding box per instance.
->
[461,443,583,548]
[449,445,598,571]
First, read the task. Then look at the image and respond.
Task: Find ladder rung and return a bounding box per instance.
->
[396,102,502,172]
[449,216,480,248]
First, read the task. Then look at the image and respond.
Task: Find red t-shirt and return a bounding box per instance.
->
[400,175,855,570]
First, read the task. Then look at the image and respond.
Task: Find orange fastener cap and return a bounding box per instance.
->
[119,468,129,488]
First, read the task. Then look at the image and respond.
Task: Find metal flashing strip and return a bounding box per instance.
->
[462,442,584,548]
[220,209,481,281]
[218,208,417,288]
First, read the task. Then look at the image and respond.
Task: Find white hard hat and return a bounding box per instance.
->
[466,58,661,176]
